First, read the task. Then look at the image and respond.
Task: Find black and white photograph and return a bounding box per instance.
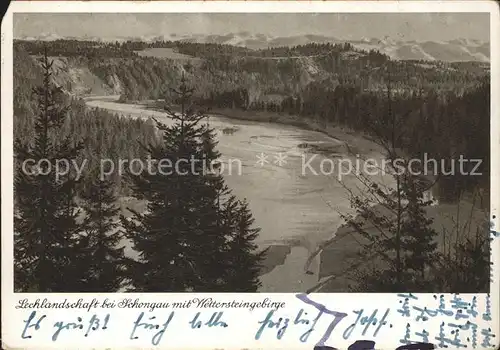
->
[12,11,491,293]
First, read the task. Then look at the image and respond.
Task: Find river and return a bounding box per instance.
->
[85,96,389,292]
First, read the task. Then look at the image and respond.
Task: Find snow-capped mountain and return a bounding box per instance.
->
[16,32,490,62]
[350,38,489,63]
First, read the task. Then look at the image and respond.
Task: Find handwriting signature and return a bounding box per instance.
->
[255,293,348,346]
[21,311,110,341]
[129,311,175,345]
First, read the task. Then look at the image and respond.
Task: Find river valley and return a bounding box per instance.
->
[85,96,390,292]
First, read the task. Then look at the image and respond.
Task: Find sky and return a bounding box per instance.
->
[14,13,490,42]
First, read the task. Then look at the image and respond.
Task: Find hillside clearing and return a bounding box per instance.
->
[135,47,202,62]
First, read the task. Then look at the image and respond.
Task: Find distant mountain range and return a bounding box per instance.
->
[17,32,490,63]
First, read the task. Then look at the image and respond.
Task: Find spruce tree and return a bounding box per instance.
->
[343,173,439,292]
[14,48,84,292]
[340,70,439,292]
[121,74,263,292]
[218,196,265,292]
[78,170,127,292]
[399,176,438,286]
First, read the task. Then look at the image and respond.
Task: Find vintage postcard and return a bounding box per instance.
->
[1,1,499,349]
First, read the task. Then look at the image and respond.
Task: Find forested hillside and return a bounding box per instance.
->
[12,36,491,294]
[13,46,160,196]
[13,39,490,202]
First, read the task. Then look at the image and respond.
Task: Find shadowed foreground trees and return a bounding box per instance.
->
[15,51,138,292]
[14,53,265,293]
[14,51,85,292]
[77,171,128,292]
[121,74,265,292]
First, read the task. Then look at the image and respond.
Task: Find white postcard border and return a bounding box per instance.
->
[2,2,499,349]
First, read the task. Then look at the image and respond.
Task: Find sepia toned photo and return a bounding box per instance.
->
[12,12,491,294]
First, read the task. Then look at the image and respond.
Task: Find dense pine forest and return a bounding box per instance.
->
[12,38,491,293]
